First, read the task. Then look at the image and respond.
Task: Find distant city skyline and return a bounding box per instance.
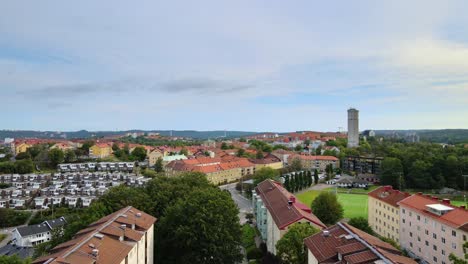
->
[2,1,468,131]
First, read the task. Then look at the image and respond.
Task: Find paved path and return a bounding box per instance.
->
[219,182,253,224]
[0,228,13,248]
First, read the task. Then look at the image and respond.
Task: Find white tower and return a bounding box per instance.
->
[347,108,359,148]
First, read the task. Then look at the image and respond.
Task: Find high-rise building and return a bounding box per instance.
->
[347,108,359,148]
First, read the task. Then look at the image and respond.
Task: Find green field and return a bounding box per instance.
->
[297,190,368,219]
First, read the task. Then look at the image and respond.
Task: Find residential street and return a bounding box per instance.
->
[219,182,253,224]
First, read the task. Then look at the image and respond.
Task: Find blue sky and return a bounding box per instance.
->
[1,0,468,132]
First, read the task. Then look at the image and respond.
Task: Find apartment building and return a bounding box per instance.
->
[89,143,113,158]
[398,194,468,264]
[33,206,156,264]
[249,153,284,170]
[368,186,411,243]
[148,149,164,167]
[290,154,339,171]
[252,179,326,255]
[304,222,416,264]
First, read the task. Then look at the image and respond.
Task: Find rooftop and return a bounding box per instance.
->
[368,186,411,207]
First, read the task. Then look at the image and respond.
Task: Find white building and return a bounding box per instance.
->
[12,217,66,247]
[347,108,359,148]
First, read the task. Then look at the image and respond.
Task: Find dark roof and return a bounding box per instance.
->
[44,217,67,229]
[255,180,326,230]
[0,244,34,259]
[304,222,416,264]
[16,223,50,237]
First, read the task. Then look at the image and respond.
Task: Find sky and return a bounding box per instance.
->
[1,0,468,132]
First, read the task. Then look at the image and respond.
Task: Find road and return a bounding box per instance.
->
[219,182,253,224]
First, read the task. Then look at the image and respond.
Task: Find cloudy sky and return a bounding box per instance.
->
[2,0,468,132]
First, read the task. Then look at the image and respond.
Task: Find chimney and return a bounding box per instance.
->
[384,186,391,191]
[460,205,466,209]
[442,199,450,205]
[290,196,296,203]
[432,196,438,201]
[417,192,423,195]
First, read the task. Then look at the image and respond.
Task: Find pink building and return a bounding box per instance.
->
[398,194,468,264]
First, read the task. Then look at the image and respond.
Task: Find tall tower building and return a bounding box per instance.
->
[347,108,359,148]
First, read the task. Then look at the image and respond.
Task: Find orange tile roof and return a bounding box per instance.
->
[33,206,156,264]
[398,194,468,230]
[368,186,411,207]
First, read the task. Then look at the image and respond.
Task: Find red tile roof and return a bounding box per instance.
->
[368,186,411,207]
[398,193,468,230]
[304,222,416,264]
[255,180,326,230]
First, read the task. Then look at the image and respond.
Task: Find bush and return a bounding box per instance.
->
[246,246,263,260]
[0,209,31,228]
[241,224,256,249]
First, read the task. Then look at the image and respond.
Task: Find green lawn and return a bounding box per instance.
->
[297,190,368,220]
[0,234,6,243]
[451,200,467,207]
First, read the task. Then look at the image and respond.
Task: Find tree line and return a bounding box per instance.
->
[282,170,319,193]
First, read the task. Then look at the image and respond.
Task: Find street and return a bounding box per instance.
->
[219,182,253,224]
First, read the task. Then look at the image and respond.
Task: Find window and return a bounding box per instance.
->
[452,231,457,237]
[425,241,429,246]
[417,236,421,242]
[441,225,445,232]
[464,235,467,241]
[434,256,437,263]
[402,208,406,214]
[417,226,421,231]
[442,250,445,256]
[418,247,421,252]
[417,215,420,221]
[410,232,413,237]
[425,218,428,224]
[409,212,412,216]
[433,233,437,239]
[402,218,406,224]
[433,245,437,250]
[425,229,429,235]
[452,242,457,249]
[410,242,413,248]
[442,238,446,244]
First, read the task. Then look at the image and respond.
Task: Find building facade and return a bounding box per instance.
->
[398,194,468,264]
[12,217,66,247]
[368,186,410,243]
[290,155,339,172]
[347,108,359,148]
[252,180,325,255]
[33,206,156,264]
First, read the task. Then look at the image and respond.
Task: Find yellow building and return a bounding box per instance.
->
[148,149,164,167]
[89,143,112,159]
[15,143,32,155]
[368,186,410,243]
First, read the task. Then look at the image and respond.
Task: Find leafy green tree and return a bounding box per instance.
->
[221,142,229,150]
[99,185,153,213]
[348,217,374,235]
[48,148,64,166]
[408,160,432,189]
[449,241,468,264]
[131,146,147,161]
[15,152,31,160]
[155,157,164,173]
[294,145,303,152]
[15,159,34,174]
[314,169,319,184]
[155,188,242,264]
[311,192,344,225]
[276,223,319,264]
[142,168,158,178]
[237,148,245,157]
[112,143,120,152]
[307,171,312,187]
[253,167,280,186]
[0,255,31,264]
[380,157,404,189]
[239,138,247,142]
[290,157,302,171]
[284,175,290,191]
[64,149,76,163]
[256,149,264,159]
[445,155,460,188]
[27,145,43,159]
[0,162,16,173]
[179,148,189,156]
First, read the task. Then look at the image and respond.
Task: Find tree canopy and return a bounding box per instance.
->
[253,167,280,186]
[276,223,319,264]
[311,192,344,225]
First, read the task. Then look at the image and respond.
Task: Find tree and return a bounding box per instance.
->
[253,167,280,186]
[294,145,303,152]
[179,148,189,156]
[15,152,31,160]
[380,157,404,189]
[314,169,319,184]
[276,223,319,264]
[449,241,468,264]
[221,142,229,150]
[306,171,312,187]
[131,147,147,161]
[239,138,247,142]
[348,217,374,235]
[311,192,344,225]
[284,175,290,191]
[290,157,302,171]
[408,160,432,189]
[64,149,76,163]
[0,255,31,264]
[15,159,34,174]
[237,148,245,157]
[48,148,64,167]
[155,188,242,264]
[155,157,164,173]
[99,185,153,213]
[256,149,264,159]
[112,143,120,152]
[445,155,460,188]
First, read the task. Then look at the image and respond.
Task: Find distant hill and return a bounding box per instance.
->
[375,129,468,144]
[0,130,259,140]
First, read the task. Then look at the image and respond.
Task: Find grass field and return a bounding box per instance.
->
[297,190,368,219]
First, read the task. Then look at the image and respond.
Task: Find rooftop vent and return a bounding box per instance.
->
[88,243,95,248]
[121,214,127,218]
[120,224,126,230]
[136,213,142,218]
[91,249,99,257]
[94,233,104,240]
[323,230,330,237]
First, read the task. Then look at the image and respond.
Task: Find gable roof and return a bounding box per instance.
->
[16,223,50,237]
[368,186,411,207]
[398,193,468,230]
[255,180,326,230]
[304,222,416,264]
